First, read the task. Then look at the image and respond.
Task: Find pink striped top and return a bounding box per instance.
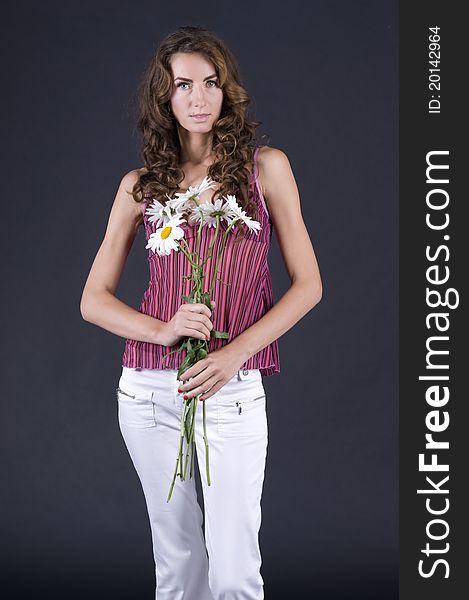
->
[122,146,280,376]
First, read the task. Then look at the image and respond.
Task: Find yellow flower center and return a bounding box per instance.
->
[161,226,172,239]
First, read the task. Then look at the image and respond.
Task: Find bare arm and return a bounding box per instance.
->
[227,146,323,363]
[80,170,214,347]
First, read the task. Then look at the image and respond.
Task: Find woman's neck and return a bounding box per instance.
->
[177,128,214,166]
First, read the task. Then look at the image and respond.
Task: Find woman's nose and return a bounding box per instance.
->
[192,85,207,106]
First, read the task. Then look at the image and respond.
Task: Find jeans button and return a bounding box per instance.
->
[243,369,249,376]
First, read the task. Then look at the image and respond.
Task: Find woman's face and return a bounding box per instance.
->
[169,52,223,135]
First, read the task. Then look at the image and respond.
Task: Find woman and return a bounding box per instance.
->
[80,25,322,600]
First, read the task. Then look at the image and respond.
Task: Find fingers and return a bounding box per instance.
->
[180,301,216,318]
[181,376,220,401]
[167,301,217,345]
[187,313,213,332]
[178,363,222,401]
[198,381,223,401]
[180,305,214,341]
[185,326,211,342]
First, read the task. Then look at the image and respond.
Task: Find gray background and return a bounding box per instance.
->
[1,1,398,598]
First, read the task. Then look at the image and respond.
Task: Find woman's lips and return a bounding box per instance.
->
[190,114,210,121]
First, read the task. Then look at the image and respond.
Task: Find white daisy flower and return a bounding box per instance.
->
[145,214,187,256]
[145,192,189,228]
[173,176,217,209]
[223,194,244,219]
[168,194,190,215]
[223,194,261,234]
[192,197,233,228]
[145,198,166,227]
[145,193,176,227]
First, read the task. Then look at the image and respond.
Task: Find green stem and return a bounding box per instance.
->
[203,397,211,486]
[175,240,197,267]
[183,397,196,480]
[189,395,198,479]
[167,400,187,502]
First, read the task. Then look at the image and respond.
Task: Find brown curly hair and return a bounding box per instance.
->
[130,25,269,225]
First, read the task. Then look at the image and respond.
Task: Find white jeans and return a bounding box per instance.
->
[116,366,269,600]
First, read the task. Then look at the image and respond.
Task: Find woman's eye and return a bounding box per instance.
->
[176,80,218,90]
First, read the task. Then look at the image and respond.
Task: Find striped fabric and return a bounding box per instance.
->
[122,146,280,376]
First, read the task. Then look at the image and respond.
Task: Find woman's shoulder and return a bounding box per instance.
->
[256,144,289,165]
[255,145,290,196]
[120,167,147,186]
[117,168,149,224]
[119,167,151,197]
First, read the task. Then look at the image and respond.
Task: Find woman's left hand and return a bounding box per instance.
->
[177,345,245,401]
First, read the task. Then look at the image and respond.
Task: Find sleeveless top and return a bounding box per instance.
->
[121,146,281,376]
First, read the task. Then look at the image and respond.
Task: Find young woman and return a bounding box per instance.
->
[81,25,322,600]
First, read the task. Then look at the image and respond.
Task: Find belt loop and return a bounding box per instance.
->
[237,369,242,381]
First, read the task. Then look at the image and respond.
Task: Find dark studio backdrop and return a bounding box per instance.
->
[1,1,398,598]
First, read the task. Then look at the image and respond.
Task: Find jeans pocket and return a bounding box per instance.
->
[216,387,267,438]
[116,383,157,429]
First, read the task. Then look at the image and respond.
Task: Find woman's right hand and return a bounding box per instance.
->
[159,300,216,347]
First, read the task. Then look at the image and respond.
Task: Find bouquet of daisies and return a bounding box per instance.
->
[144,176,261,501]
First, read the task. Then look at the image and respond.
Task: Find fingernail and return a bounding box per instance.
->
[184,395,188,400]
[178,388,182,393]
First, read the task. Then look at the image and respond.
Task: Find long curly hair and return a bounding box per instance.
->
[131,25,269,225]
